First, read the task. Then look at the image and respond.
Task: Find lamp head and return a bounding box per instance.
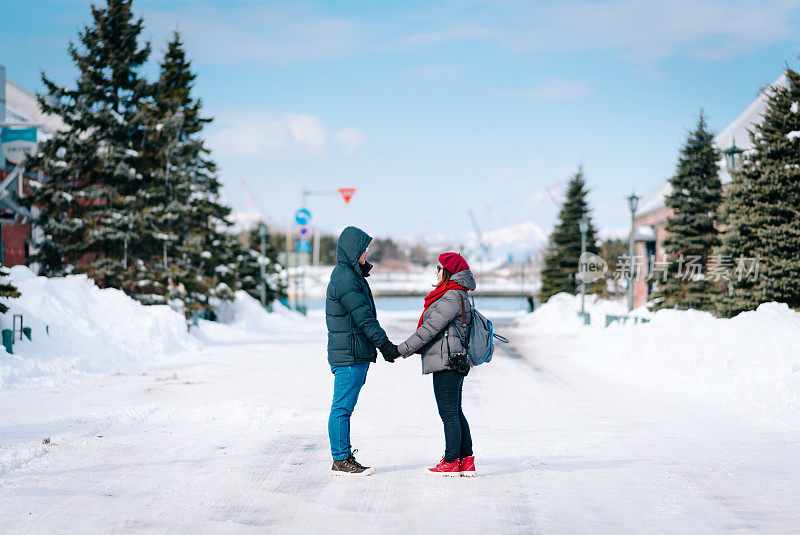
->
[723,138,744,173]
[627,192,639,214]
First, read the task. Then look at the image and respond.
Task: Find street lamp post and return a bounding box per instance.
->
[578,218,589,316]
[627,192,640,312]
[723,137,744,173]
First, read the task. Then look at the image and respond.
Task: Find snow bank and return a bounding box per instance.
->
[0,266,198,390]
[524,292,636,334]
[193,291,314,343]
[514,293,800,427]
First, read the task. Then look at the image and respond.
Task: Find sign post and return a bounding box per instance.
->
[294,208,311,226]
[338,187,356,204]
[291,208,314,314]
[298,187,357,266]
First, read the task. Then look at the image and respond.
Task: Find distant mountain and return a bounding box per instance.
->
[464,220,549,262]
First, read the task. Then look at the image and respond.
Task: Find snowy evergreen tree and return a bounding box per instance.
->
[599,238,628,299]
[650,112,722,311]
[237,223,285,306]
[538,168,599,303]
[716,67,800,317]
[0,268,20,314]
[25,0,153,294]
[142,31,238,311]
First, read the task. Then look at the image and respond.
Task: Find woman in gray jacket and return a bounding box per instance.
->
[398,252,477,477]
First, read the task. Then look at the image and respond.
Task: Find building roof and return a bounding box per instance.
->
[4,76,65,135]
[636,73,789,217]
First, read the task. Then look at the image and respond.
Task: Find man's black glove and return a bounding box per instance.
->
[379,341,401,363]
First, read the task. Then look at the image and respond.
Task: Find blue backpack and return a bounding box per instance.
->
[452,294,509,366]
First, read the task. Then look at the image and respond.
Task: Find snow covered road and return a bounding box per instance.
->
[1,310,798,533]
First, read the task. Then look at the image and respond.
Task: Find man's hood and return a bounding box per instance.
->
[336,226,372,268]
[451,269,477,291]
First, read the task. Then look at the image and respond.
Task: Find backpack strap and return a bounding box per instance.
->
[451,293,470,349]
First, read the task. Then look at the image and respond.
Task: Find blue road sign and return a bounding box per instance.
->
[295,208,312,226]
[297,239,311,252]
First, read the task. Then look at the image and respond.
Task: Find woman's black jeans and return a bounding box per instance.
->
[432,370,473,463]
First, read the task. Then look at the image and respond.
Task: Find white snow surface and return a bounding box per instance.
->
[0,266,198,390]
[197,290,313,343]
[514,293,800,428]
[0,277,799,532]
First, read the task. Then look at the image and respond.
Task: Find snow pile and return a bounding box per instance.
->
[194,290,313,343]
[215,290,308,333]
[514,294,800,427]
[525,292,635,334]
[0,266,198,390]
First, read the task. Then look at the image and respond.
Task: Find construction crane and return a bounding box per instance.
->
[240,179,266,220]
[468,210,490,271]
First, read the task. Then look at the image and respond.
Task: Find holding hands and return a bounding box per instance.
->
[379,341,402,363]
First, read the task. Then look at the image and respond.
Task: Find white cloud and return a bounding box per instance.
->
[516,78,593,100]
[400,0,799,64]
[286,114,329,152]
[207,111,365,158]
[333,127,367,154]
[143,5,365,65]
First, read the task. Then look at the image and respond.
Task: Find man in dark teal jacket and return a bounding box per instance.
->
[326,226,399,476]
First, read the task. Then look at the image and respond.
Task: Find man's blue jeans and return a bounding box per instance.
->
[328,362,370,461]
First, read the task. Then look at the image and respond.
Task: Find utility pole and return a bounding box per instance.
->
[301,187,340,267]
[259,222,267,306]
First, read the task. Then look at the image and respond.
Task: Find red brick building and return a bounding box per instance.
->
[631,73,787,307]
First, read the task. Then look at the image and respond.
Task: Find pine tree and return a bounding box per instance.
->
[25,0,153,294]
[715,67,800,316]
[650,112,722,311]
[599,238,628,299]
[0,268,20,314]
[142,31,239,312]
[237,223,285,305]
[538,168,599,303]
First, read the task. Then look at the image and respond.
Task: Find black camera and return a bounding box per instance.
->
[448,353,470,375]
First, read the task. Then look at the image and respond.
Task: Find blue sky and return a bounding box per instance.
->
[2,0,800,242]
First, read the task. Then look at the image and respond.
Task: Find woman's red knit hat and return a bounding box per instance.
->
[438,252,470,274]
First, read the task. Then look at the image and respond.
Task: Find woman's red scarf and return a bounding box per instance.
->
[417,280,469,329]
